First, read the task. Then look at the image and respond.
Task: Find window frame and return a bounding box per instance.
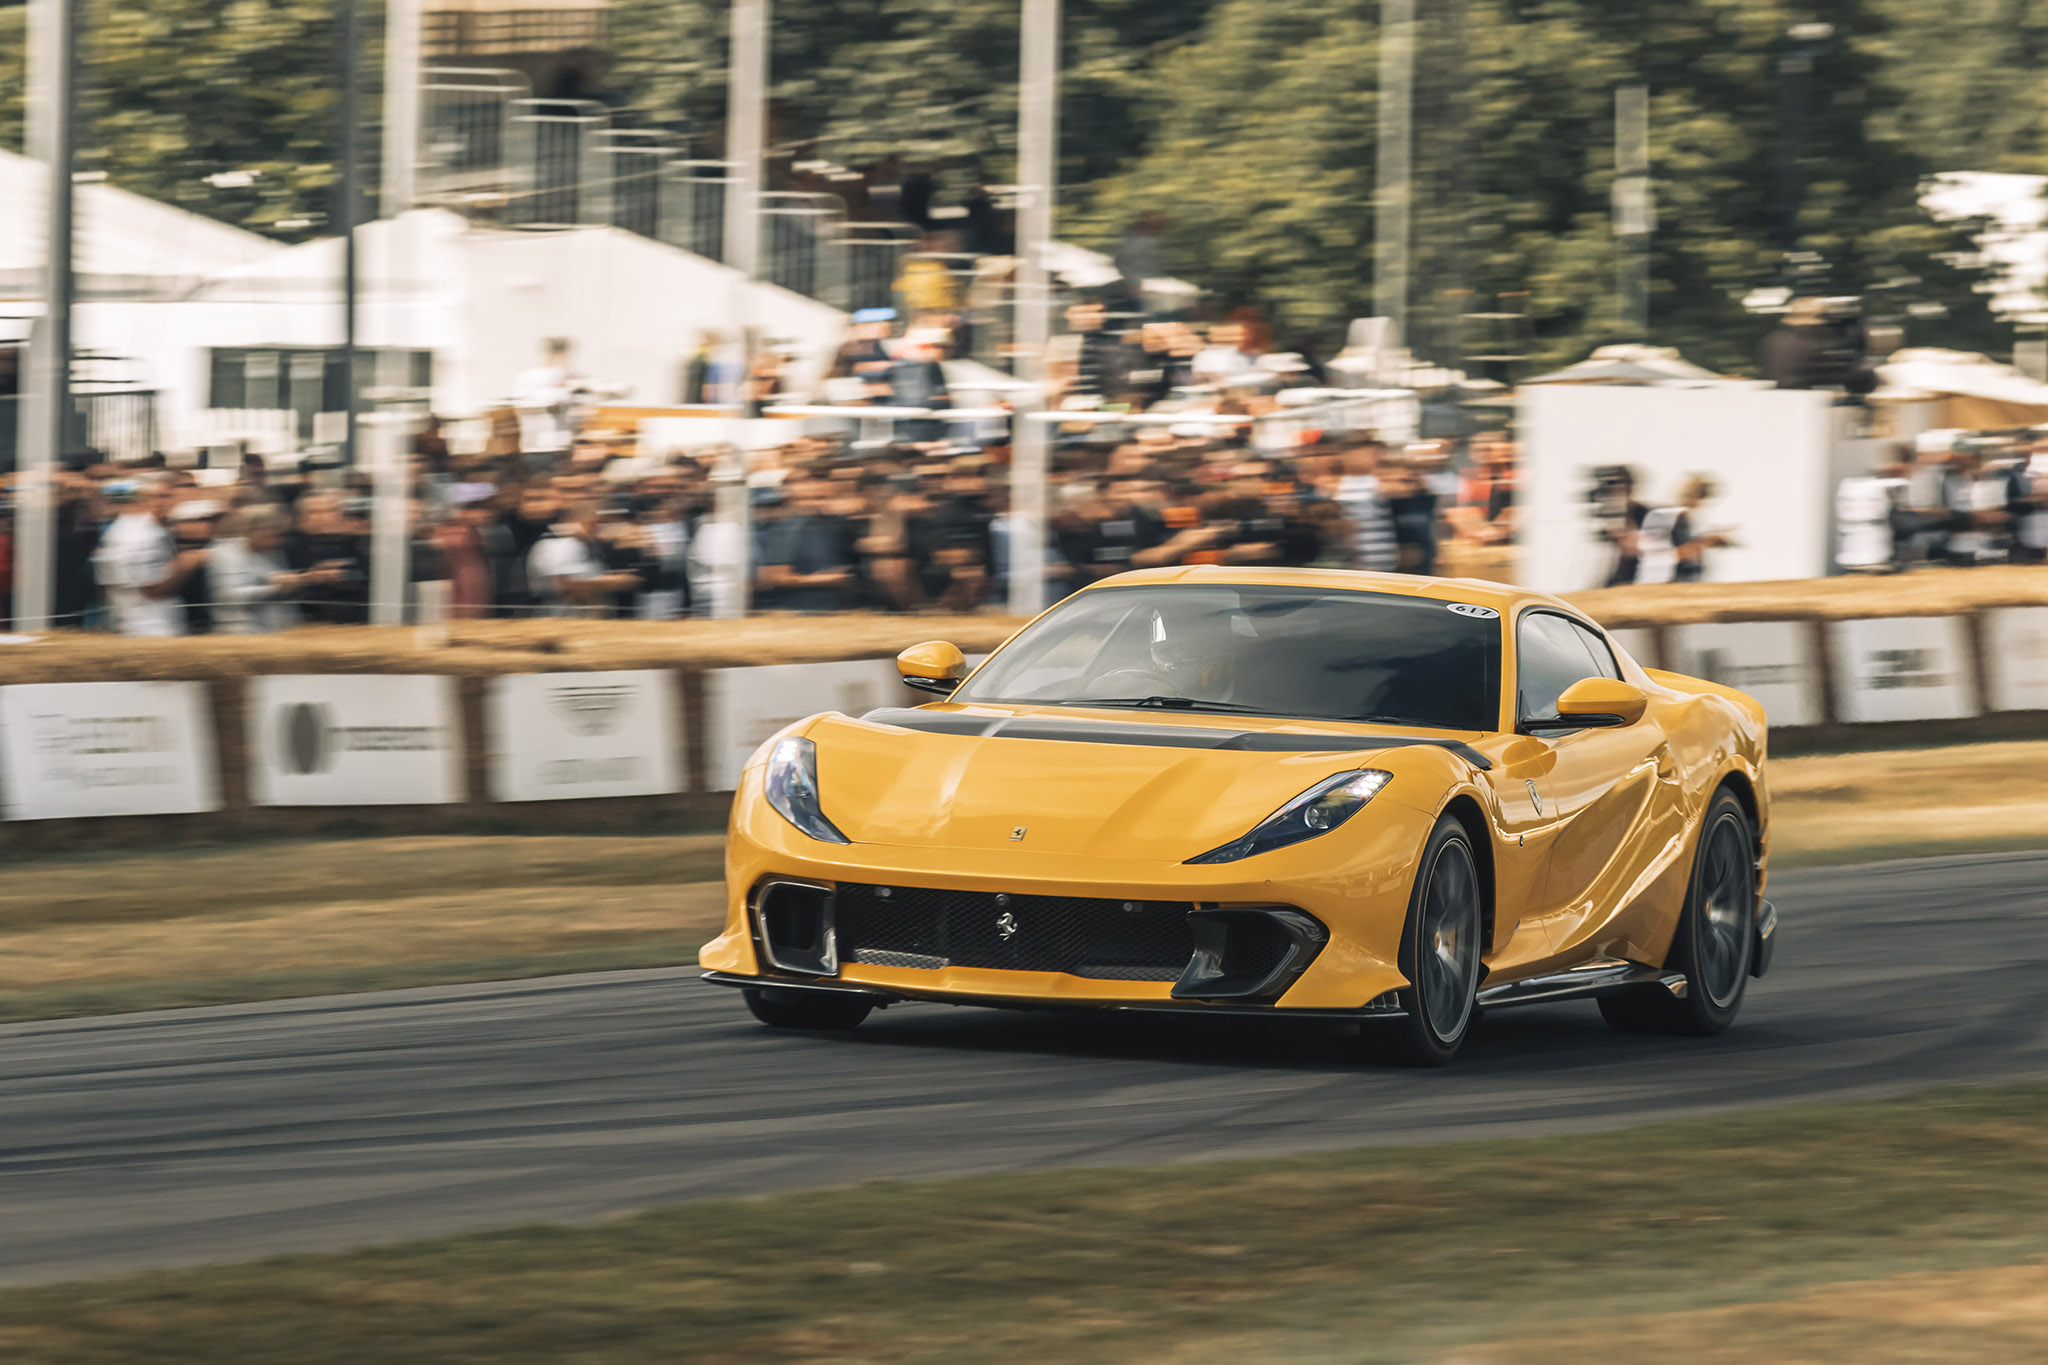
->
[1513,607,1621,732]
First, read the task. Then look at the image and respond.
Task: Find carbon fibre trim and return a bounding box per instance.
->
[858,709,1492,768]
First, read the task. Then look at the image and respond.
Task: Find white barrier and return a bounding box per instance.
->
[1985,607,2048,713]
[1,612,2046,819]
[485,670,683,802]
[247,675,464,807]
[703,659,938,792]
[0,681,218,820]
[1667,621,1824,729]
[1830,617,1978,724]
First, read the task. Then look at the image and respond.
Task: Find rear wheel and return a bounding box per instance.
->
[743,986,874,1032]
[1599,789,1756,1036]
[1362,816,1485,1066]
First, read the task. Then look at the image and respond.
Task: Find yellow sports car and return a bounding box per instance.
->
[701,567,1776,1064]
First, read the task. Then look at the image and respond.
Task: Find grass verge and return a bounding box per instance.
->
[3,1083,2048,1363]
[0,835,726,1023]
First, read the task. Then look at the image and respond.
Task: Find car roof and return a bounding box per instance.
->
[1080,565,1576,618]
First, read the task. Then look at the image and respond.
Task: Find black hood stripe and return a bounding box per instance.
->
[857,708,1493,769]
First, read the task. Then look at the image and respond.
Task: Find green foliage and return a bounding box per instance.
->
[1083,0,2008,371]
[0,0,2025,366]
[608,0,1219,186]
[83,0,354,241]
[0,7,23,154]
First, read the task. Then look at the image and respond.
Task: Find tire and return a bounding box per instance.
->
[1599,788,1756,1037]
[743,986,875,1032]
[1362,815,1486,1067]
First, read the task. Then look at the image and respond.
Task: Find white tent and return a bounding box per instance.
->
[0,148,282,301]
[1876,346,2048,428]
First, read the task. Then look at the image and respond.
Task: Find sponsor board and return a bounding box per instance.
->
[1983,607,2048,713]
[0,681,219,820]
[705,659,964,792]
[246,675,463,806]
[1830,616,1977,724]
[487,670,683,802]
[1666,621,1822,728]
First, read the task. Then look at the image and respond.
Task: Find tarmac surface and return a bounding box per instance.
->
[3,850,2045,1287]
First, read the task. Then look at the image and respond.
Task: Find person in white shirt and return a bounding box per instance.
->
[91,479,203,637]
[512,337,582,456]
[1190,321,1258,385]
[1333,440,1399,572]
[209,505,340,634]
[527,503,639,616]
[636,495,691,620]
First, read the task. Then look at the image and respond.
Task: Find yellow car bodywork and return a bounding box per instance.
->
[701,567,1769,1017]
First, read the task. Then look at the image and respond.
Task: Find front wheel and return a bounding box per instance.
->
[1362,816,1485,1067]
[1600,789,1756,1036]
[743,986,874,1031]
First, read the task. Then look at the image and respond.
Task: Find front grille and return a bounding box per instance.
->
[833,883,1197,981]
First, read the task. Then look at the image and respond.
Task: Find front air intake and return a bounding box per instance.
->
[1171,908,1327,1002]
[755,880,837,976]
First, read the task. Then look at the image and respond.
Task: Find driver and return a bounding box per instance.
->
[1147,604,1243,699]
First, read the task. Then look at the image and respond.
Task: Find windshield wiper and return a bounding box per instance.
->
[1056,696,1287,715]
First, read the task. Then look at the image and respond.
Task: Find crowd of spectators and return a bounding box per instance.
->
[1834,433,2048,572]
[0,411,1516,637]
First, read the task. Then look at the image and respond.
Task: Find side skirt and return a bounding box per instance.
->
[1476,960,1685,1011]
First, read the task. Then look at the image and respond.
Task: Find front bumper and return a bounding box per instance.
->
[699,772,1439,1013]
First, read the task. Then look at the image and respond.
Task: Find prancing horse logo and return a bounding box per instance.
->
[1009,826,1028,842]
[995,911,1021,941]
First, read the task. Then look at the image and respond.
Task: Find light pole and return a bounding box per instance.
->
[713,0,769,619]
[1373,0,1414,356]
[1774,22,1833,259]
[12,0,79,632]
[1613,85,1652,341]
[1007,0,1060,618]
[339,0,363,468]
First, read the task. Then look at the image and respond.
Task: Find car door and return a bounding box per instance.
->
[1514,610,1671,956]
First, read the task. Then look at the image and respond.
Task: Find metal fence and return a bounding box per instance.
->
[420,68,531,211]
[508,98,610,228]
[663,161,730,262]
[842,221,920,314]
[598,129,679,238]
[413,67,1033,358]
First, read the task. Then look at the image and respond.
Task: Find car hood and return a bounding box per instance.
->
[802,705,1478,862]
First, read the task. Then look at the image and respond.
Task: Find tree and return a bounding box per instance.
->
[607,0,1219,190]
[1077,0,2005,372]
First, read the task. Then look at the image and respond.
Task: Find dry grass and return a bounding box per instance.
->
[1571,563,2048,627]
[1454,1259,2048,1364]
[1770,740,2048,863]
[0,835,728,1021]
[5,1083,2048,1363]
[0,614,1024,685]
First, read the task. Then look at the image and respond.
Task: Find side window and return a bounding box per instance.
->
[1571,622,1622,680]
[1516,612,1605,724]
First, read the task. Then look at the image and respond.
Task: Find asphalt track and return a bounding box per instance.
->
[3,850,2046,1288]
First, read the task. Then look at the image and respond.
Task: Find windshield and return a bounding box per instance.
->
[956,585,1502,731]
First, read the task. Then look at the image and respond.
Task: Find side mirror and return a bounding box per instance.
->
[1553,677,1649,728]
[897,640,967,696]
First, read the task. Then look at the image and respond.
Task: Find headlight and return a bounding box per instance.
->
[1185,770,1392,864]
[764,736,850,844]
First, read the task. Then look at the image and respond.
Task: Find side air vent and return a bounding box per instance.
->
[755,880,837,976]
[1172,908,1327,1002]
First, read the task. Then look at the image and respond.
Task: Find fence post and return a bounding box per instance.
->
[1009,0,1060,618]
[365,413,411,626]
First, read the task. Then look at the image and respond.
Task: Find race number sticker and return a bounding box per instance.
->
[1446,603,1499,620]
